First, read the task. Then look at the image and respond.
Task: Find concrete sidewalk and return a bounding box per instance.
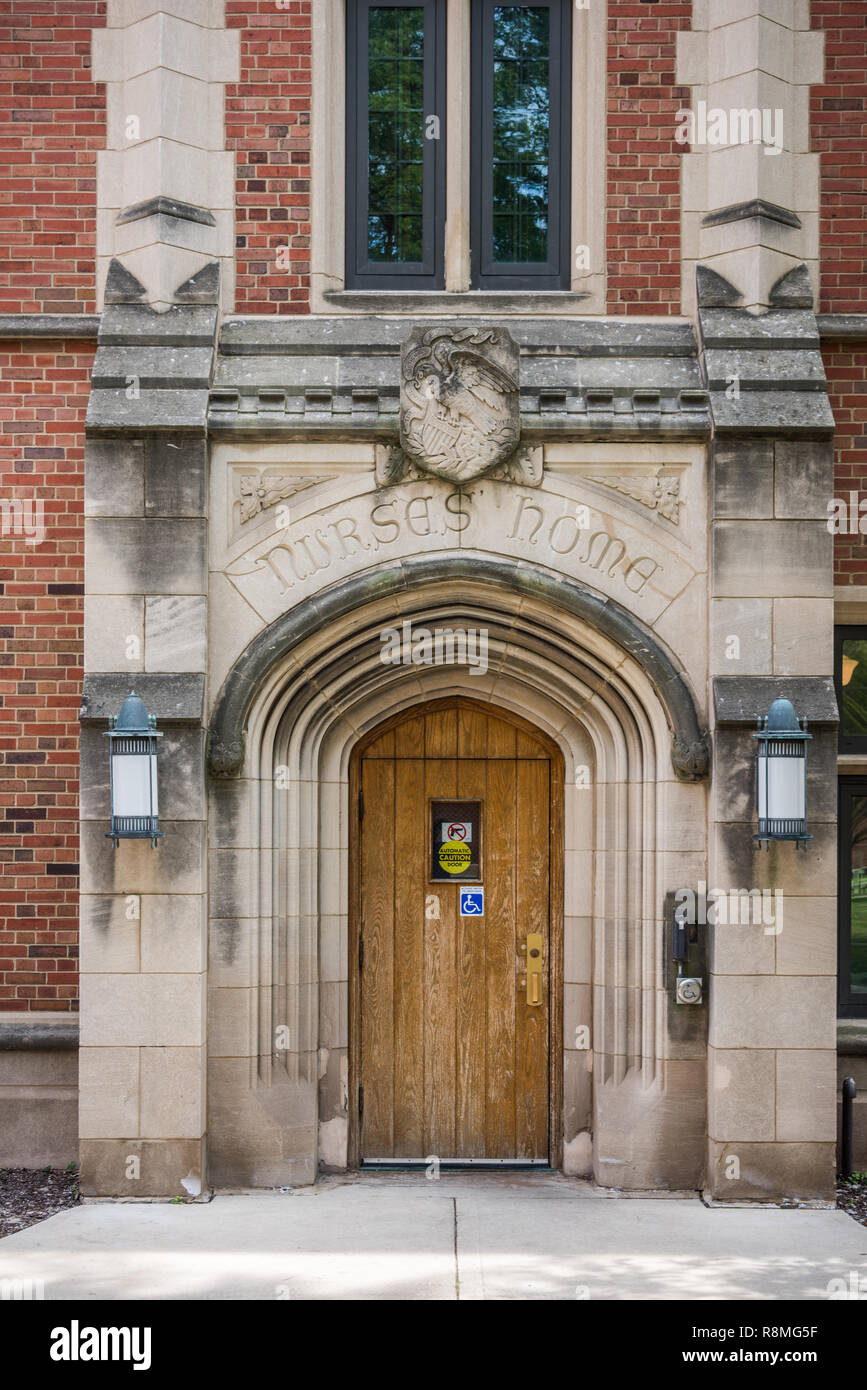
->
[0,1173,865,1300]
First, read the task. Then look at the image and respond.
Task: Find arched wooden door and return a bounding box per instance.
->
[349,699,563,1167]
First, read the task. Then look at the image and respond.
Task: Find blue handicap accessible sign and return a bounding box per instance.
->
[459,888,484,918]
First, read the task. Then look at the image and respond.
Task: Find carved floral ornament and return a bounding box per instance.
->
[238,474,334,524]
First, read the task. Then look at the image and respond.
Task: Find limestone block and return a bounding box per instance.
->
[563,1050,593,1143]
[140,1046,205,1138]
[776,1049,836,1141]
[564,917,592,985]
[208,847,258,919]
[708,974,836,1050]
[710,726,756,823]
[712,520,831,598]
[85,438,144,517]
[772,598,833,676]
[106,0,226,26]
[209,917,257,989]
[711,597,772,676]
[145,438,207,518]
[78,1046,140,1139]
[81,819,206,896]
[774,439,833,519]
[708,1046,775,1141]
[208,986,256,1058]
[319,981,348,1050]
[85,519,207,596]
[0,1051,78,1087]
[106,68,223,151]
[709,917,776,975]
[774,896,836,976]
[564,985,593,1049]
[113,209,233,263]
[693,2,811,31]
[713,441,773,519]
[207,1056,316,1188]
[80,973,205,1048]
[676,31,708,86]
[80,894,141,974]
[93,13,239,85]
[706,1138,834,1201]
[145,596,207,672]
[141,893,206,974]
[320,915,348,985]
[710,821,835,902]
[79,1137,205,1198]
[0,1091,78,1169]
[84,595,144,673]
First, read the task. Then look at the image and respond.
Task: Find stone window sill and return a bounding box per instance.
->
[321,289,594,317]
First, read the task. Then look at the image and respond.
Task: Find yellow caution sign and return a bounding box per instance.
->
[438,840,471,875]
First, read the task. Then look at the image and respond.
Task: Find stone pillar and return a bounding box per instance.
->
[92,1,239,312]
[677,0,824,315]
[78,261,218,1197]
[700,262,838,1201]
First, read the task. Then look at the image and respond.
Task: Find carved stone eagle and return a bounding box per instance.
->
[400,326,521,483]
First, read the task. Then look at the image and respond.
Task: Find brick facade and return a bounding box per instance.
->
[606,0,690,314]
[227,0,311,314]
[0,3,864,1013]
[826,340,867,587]
[0,339,89,1011]
[0,0,105,316]
[812,0,867,315]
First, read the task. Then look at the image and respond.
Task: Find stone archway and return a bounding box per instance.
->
[205,558,709,1190]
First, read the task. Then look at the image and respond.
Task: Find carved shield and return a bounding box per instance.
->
[400,326,521,483]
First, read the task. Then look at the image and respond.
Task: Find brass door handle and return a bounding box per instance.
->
[524,933,543,1006]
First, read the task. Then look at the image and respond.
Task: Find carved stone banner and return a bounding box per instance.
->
[399,325,521,483]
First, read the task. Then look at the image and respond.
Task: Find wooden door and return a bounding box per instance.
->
[352,699,561,1165]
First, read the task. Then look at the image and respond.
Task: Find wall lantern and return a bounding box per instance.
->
[753,697,811,850]
[105,691,163,848]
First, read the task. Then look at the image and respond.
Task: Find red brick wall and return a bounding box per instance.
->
[812,1,867,314]
[825,341,867,586]
[0,340,89,1012]
[0,0,105,315]
[607,0,691,314]
[227,0,311,314]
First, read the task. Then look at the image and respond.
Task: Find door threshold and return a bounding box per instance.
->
[361,1158,552,1171]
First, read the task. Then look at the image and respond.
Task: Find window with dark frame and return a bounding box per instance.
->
[345,0,446,290]
[838,780,867,1016]
[345,0,572,293]
[835,625,867,753]
[471,0,572,290]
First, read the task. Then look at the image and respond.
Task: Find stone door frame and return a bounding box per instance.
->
[206,556,709,1189]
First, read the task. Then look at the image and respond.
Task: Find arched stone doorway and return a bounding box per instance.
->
[205,556,708,1190]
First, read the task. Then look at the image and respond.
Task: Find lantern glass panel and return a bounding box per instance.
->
[758,751,805,822]
[112,748,157,818]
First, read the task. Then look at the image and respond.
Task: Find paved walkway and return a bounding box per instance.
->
[1,1173,865,1300]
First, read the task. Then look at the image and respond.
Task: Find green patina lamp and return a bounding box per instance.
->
[105,691,163,848]
[753,697,811,851]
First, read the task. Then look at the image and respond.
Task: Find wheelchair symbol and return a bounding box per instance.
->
[459,890,484,918]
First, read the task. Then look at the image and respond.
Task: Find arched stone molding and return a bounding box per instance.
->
[207,554,710,783]
[206,574,709,1191]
